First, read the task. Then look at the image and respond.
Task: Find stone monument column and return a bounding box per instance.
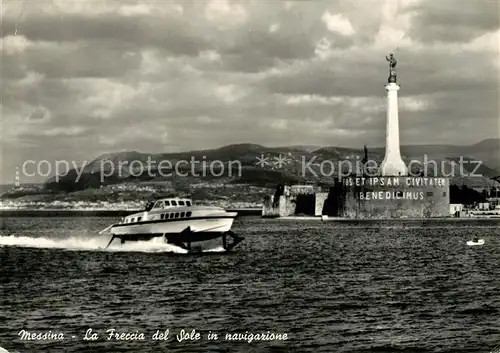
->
[380,53,408,176]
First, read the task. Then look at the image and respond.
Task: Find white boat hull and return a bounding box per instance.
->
[466,239,485,246]
[101,199,244,251]
[110,216,234,236]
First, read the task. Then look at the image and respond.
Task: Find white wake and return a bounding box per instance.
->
[0,234,189,253]
[0,346,16,353]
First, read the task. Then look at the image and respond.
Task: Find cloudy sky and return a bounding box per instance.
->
[1,0,499,183]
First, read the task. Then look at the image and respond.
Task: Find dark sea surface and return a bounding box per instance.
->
[1,216,499,353]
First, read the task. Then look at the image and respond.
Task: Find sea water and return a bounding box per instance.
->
[1,216,499,352]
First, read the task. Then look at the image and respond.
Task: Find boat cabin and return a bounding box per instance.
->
[120,198,195,224]
[145,198,193,212]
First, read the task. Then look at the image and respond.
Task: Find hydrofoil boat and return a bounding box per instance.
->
[99,198,244,252]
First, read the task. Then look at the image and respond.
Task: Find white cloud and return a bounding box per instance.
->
[284,2,294,11]
[140,50,162,76]
[98,135,117,146]
[102,124,170,146]
[50,0,117,15]
[77,79,138,119]
[284,94,343,105]
[118,4,152,17]
[199,50,222,62]
[214,85,247,104]
[161,131,169,144]
[15,72,44,87]
[1,35,31,55]
[205,0,248,29]
[283,94,430,114]
[321,12,355,36]
[196,115,221,124]
[297,117,333,130]
[270,119,288,130]
[400,97,430,111]
[465,29,500,53]
[168,4,184,15]
[373,0,416,50]
[314,37,332,60]
[42,126,88,137]
[0,104,49,142]
[117,3,183,16]
[269,23,280,33]
[373,25,411,51]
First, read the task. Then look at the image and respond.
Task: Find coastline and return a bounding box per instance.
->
[0,208,262,217]
[1,209,498,220]
[263,215,500,221]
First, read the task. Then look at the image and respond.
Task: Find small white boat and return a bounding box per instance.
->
[100,197,243,252]
[466,239,485,246]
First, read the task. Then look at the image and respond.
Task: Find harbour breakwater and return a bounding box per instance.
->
[262,177,450,219]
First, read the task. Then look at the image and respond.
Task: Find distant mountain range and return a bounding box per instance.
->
[44,138,500,192]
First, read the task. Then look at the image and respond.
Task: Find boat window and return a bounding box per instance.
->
[168,213,173,219]
[186,211,192,217]
[178,200,185,206]
[175,212,180,218]
[131,218,135,223]
[160,214,164,219]
[137,217,142,222]
[164,200,170,207]
[171,200,177,206]
[180,212,185,218]
[186,201,191,206]
[153,201,164,209]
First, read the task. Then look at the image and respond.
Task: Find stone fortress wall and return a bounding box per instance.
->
[262,177,450,218]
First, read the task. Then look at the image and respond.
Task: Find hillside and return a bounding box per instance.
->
[37,139,500,194]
